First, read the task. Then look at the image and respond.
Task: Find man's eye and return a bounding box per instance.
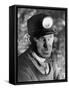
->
[48,38,50,41]
[39,37,44,41]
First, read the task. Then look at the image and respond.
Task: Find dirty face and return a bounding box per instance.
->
[34,34,54,58]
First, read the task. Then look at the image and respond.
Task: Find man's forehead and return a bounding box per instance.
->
[43,34,54,38]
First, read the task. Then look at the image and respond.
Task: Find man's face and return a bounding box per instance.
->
[34,34,54,58]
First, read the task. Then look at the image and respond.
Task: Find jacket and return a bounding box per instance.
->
[18,48,65,82]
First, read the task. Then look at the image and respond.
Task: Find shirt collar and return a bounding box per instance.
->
[32,52,46,63]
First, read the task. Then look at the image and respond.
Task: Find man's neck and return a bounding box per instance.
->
[32,52,46,63]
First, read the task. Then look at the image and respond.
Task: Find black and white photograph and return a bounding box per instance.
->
[9,5,67,84]
[17,6,67,83]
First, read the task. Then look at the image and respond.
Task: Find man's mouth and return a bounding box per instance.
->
[43,51,49,54]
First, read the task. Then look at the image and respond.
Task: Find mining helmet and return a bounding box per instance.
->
[27,14,55,38]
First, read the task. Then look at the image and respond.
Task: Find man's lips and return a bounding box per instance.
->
[43,51,49,54]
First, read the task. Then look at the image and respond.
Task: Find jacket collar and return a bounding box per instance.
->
[32,52,46,63]
[28,51,51,75]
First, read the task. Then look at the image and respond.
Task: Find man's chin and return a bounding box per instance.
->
[41,54,51,58]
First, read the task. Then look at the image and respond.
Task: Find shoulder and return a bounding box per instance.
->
[18,50,38,82]
[18,49,30,66]
[18,48,31,61]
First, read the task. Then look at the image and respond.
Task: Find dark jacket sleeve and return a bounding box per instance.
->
[18,52,38,82]
[18,53,32,82]
[18,69,32,82]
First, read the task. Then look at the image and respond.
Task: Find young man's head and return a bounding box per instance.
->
[27,14,55,58]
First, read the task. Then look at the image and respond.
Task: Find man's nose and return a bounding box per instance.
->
[43,40,48,49]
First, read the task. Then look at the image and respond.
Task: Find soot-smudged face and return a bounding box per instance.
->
[34,34,54,58]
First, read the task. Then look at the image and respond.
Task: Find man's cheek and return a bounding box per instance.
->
[48,45,52,51]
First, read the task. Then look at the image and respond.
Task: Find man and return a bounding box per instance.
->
[18,14,64,82]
